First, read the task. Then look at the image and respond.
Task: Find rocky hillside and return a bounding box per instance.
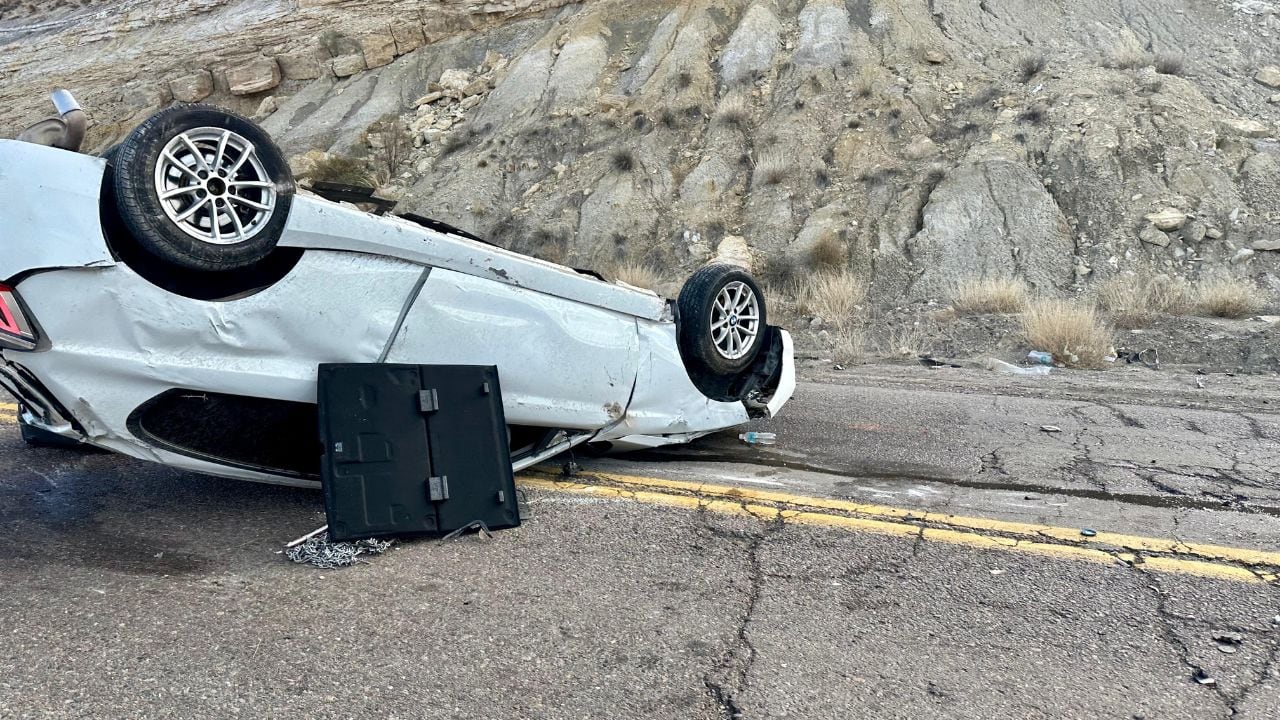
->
[3,0,1280,304]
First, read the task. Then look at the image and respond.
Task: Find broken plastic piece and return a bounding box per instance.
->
[986,358,1051,376]
[1027,351,1053,365]
[1080,528,1097,537]
[739,431,777,446]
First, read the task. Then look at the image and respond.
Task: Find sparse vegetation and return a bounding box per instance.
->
[1154,52,1185,76]
[611,262,663,291]
[1017,106,1048,125]
[715,92,750,126]
[1194,276,1267,319]
[794,270,867,328]
[753,149,789,186]
[809,231,847,271]
[310,154,373,187]
[1022,299,1113,369]
[1095,274,1192,327]
[366,115,411,185]
[1018,52,1047,82]
[854,65,877,98]
[610,149,635,172]
[827,325,866,364]
[1106,34,1150,70]
[951,277,1029,315]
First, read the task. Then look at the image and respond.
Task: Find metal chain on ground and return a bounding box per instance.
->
[284,531,393,569]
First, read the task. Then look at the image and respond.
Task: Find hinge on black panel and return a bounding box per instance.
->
[428,475,450,502]
[418,388,439,413]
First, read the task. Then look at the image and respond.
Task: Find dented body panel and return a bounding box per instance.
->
[0,140,794,487]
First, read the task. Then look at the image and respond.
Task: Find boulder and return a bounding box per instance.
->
[331,54,367,78]
[228,58,281,96]
[1145,208,1187,231]
[360,33,397,69]
[277,51,324,80]
[715,235,754,271]
[169,71,213,103]
[1217,117,1270,138]
[1255,66,1280,89]
[1139,225,1171,247]
[1253,238,1280,252]
[439,68,471,92]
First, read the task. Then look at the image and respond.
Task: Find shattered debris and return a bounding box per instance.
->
[285,530,394,569]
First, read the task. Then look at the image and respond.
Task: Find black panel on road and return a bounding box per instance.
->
[318,364,518,542]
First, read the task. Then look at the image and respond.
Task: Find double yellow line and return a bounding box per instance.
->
[521,470,1280,585]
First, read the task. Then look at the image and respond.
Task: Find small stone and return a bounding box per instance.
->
[903,136,939,160]
[923,49,946,64]
[1205,227,1224,240]
[597,93,628,112]
[1252,238,1280,252]
[439,68,471,92]
[462,78,489,97]
[414,91,444,107]
[1271,94,1280,105]
[227,58,281,96]
[1040,425,1062,433]
[1080,528,1097,537]
[1255,66,1280,89]
[331,54,367,78]
[459,95,483,110]
[1146,208,1188,231]
[253,96,278,119]
[1140,225,1171,247]
[1217,117,1269,138]
[1231,248,1255,264]
[169,71,214,103]
[1182,220,1207,243]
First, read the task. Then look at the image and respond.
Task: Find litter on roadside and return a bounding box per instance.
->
[986,358,1051,376]
[1040,425,1062,433]
[1080,528,1097,537]
[740,431,777,446]
[1026,351,1053,366]
[285,531,394,569]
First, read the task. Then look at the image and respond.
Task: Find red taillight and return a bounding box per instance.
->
[0,285,37,351]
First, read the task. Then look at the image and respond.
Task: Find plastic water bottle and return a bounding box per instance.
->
[1027,351,1054,365]
[739,431,777,446]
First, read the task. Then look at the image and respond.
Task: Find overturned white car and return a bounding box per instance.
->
[0,94,794,487]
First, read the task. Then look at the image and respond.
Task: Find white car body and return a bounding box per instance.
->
[0,139,795,487]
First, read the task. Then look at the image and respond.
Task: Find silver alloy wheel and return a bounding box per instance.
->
[152,127,277,246]
[710,280,761,361]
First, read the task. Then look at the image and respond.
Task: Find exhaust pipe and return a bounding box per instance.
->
[49,89,86,152]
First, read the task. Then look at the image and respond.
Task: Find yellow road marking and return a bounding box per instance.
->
[518,471,1278,584]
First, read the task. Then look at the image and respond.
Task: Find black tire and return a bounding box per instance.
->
[677,263,768,376]
[19,410,83,449]
[113,104,294,273]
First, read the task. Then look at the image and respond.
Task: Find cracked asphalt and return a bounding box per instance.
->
[2,364,1280,718]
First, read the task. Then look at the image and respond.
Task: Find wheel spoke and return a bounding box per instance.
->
[159,185,200,200]
[227,205,247,243]
[229,179,272,189]
[179,134,211,173]
[228,142,257,176]
[174,198,210,223]
[214,130,231,171]
[228,194,269,211]
[736,314,759,322]
[711,317,730,330]
[162,152,200,180]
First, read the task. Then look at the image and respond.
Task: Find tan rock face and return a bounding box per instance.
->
[169,71,213,103]
[227,58,281,96]
[277,51,324,81]
[360,34,397,69]
[331,54,367,78]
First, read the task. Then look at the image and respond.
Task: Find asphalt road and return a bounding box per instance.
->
[1,364,1279,719]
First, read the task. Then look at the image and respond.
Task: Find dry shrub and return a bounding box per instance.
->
[1018,52,1047,82]
[809,231,847,271]
[1022,299,1113,369]
[854,64,877,98]
[311,154,373,187]
[828,326,866,364]
[1095,274,1191,327]
[611,262,663,291]
[715,92,750,126]
[951,277,1029,315]
[795,270,867,328]
[1194,277,1267,319]
[1154,52,1185,76]
[753,148,789,186]
[1106,34,1150,70]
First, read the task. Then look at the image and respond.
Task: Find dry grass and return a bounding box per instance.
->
[1018,52,1047,82]
[1106,34,1150,70]
[1154,52,1185,76]
[951,277,1029,315]
[1095,274,1192,327]
[827,326,866,364]
[753,149,789,186]
[310,154,373,187]
[1022,299,1113,369]
[854,64,877,98]
[809,231,847,271]
[611,262,664,291]
[1194,277,1267,319]
[794,270,867,328]
[715,92,751,126]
